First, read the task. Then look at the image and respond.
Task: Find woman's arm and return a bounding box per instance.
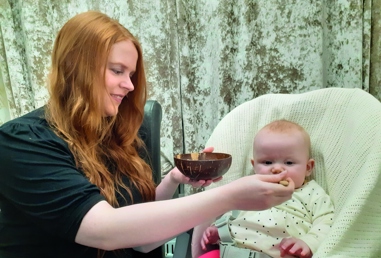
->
[136,169,220,252]
[155,146,217,201]
[75,172,294,251]
[155,169,181,201]
[139,147,218,252]
[132,168,186,253]
[155,168,216,201]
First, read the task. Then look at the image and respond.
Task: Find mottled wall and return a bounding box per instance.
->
[1,0,380,174]
[175,0,380,165]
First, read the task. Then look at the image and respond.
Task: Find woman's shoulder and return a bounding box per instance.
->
[0,106,70,152]
[1,106,57,139]
[1,106,47,126]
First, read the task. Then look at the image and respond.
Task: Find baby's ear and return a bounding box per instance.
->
[306,159,315,176]
[251,159,255,167]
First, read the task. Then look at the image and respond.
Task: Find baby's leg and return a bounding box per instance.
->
[198,249,220,258]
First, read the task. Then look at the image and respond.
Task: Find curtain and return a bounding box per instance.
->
[1,0,380,174]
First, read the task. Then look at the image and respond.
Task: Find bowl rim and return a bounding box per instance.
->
[174,152,232,162]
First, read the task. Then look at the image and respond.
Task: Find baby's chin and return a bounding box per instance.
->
[294,179,308,189]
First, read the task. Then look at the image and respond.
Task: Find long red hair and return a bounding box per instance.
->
[46,11,156,207]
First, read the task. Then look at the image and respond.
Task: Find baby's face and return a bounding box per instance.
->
[252,130,313,189]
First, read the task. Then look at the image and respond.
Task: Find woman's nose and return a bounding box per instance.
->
[120,77,134,91]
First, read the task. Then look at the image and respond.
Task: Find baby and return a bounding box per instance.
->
[199,119,335,258]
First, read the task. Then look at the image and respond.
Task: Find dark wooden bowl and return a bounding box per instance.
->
[174,152,232,180]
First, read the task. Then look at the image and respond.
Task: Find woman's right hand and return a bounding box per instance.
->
[223,171,294,211]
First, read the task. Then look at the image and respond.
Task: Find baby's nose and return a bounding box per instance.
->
[271,168,283,174]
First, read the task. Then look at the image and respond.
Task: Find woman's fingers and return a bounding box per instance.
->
[186,175,223,187]
[225,174,295,211]
[202,146,214,153]
[211,176,223,183]
[256,170,289,182]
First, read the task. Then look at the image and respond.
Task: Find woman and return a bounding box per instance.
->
[0,11,294,258]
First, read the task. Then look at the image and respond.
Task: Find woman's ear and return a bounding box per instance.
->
[306,159,315,176]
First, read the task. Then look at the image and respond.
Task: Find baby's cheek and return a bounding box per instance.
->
[290,176,304,188]
[255,167,268,175]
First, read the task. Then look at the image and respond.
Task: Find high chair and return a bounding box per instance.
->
[186,88,381,258]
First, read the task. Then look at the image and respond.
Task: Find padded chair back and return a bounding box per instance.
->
[204,88,381,257]
[138,100,164,258]
[139,100,163,185]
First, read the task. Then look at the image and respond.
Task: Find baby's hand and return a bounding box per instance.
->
[279,237,312,258]
[201,226,220,250]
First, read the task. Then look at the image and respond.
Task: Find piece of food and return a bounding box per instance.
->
[190,152,199,160]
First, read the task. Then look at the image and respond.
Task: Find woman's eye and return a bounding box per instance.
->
[111,69,123,75]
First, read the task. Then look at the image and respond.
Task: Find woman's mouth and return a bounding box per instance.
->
[111,94,124,104]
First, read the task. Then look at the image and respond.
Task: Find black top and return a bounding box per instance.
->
[0,107,149,258]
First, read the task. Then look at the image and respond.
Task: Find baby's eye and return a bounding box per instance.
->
[264,161,272,165]
[285,161,294,165]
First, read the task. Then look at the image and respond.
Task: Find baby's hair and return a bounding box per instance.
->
[259,119,312,156]
[263,119,305,133]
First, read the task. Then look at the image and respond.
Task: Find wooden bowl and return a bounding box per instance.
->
[174,152,232,180]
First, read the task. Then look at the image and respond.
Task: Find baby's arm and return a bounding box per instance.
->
[279,237,312,258]
[285,182,334,256]
[201,225,220,250]
[301,188,335,254]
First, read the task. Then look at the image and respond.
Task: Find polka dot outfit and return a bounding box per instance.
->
[225,180,334,258]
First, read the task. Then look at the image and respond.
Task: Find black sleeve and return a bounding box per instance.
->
[0,121,105,242]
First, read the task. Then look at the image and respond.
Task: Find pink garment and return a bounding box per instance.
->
[198,250,220,258]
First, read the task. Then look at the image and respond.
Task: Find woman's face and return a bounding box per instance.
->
[103,40,138,116]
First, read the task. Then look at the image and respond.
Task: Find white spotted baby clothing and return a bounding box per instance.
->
[226,180,334,258]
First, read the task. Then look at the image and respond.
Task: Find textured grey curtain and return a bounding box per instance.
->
[1,0,380,174]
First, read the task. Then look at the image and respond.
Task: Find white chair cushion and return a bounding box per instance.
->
[203,88,381,257]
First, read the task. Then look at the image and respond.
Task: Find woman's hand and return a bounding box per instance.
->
[223,171,295,211]
[156,146,221,200]
[169,146,221,188]
[168,167,222,188]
